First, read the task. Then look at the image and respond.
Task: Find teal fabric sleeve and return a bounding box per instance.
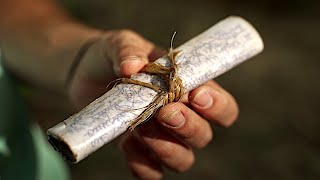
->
[0,55,69,180]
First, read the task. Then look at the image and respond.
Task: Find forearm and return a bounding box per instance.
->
[0,0,101,93]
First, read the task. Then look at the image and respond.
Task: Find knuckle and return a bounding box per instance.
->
[117,29,138,39]
[110,29,140,49]
[118,44,137,56]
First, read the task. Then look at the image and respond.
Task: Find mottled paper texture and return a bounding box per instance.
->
[48,16,264,163]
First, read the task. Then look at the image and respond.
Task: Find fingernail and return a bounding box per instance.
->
[162,109,185,128]
[120,56,147,66]
[191,89,213,109]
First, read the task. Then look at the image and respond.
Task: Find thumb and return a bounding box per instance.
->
[119,50,149,77]
[105,30,155,77]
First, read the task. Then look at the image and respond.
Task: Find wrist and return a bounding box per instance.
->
[45,22,103,93]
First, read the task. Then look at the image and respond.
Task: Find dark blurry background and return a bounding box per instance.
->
[56,0,320,179]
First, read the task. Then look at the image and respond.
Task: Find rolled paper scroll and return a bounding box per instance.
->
[48,16,264,163]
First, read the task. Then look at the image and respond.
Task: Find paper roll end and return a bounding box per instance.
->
[47,133,77,163]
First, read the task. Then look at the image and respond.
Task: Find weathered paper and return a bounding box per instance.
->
[47,16,264,163]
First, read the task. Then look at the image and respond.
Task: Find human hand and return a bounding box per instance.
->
[1,1,239,177]
[68,29,164,108]
[21,26,237,178]
[69,30,240,179]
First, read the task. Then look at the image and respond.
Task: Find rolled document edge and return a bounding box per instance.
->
[48,16,264,163]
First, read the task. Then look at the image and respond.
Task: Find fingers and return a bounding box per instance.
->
[155,103,213,149]
[120,133,163,180]
[187,80,239,127]
[105,29,162,77]
[137,121,195,173]
[120,79,238,178]
[121,120,196,179]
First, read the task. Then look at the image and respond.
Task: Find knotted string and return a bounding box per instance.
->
[121,32,185,130]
